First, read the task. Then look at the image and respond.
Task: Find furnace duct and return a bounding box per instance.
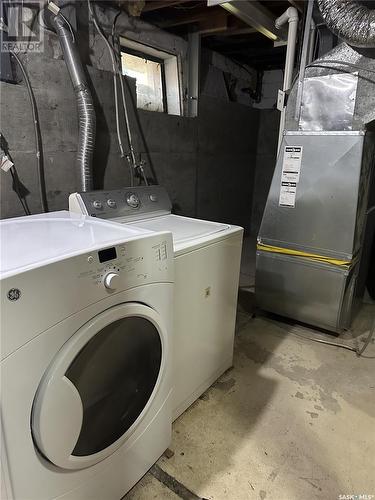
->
[52,14,95,191]
[317,0,375,48]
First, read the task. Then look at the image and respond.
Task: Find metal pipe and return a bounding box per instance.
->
[293,0,314,125]
[317,0,375,48]
[275,6,299,153]
[52,13,95,192]
[87,0,137,186]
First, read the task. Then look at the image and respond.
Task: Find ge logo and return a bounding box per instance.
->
[7,288,21,301]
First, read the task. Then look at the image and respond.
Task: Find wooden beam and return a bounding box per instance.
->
[201,25,256,37]
[197,10,229,35]
[219,1,285,41]
[157,6,226,28]
[288,0,304,13]
[201,16,256,37]
[142,1,186,12]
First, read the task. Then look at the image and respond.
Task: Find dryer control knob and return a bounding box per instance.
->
[104,272,120,290]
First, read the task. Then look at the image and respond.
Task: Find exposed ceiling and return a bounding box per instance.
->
[116,0,306,70]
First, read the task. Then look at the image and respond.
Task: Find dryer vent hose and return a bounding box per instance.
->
[52,14,96,192]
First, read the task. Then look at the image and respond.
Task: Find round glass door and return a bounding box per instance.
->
[31,303,166,470]
[67,316,162,456]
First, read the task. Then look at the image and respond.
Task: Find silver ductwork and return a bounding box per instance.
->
[317,0,375,48]
[256,3,375,334]
[52,14,95,191]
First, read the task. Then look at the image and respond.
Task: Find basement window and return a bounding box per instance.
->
[122,50,166,113]
[121,38,182,116]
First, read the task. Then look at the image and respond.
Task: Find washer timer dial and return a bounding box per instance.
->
[126,193,140,209]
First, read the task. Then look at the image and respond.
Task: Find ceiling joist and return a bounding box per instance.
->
[142,0,187,12]
[208,0,286,41]
[157,6,227,28]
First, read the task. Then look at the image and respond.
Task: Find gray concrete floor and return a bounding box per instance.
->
[126,238,375,500]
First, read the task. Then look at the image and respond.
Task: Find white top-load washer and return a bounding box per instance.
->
[70,187,243,420]
[1,211,174,500]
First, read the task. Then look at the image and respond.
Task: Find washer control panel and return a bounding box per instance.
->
[69,186,172,222]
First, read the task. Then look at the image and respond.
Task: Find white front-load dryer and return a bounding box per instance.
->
[0,211,174,500]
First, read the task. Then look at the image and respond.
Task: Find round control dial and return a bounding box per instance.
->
[107,199,117,208]
[126,193,140,209]
[104,272,120,290]
[92,200,103,210]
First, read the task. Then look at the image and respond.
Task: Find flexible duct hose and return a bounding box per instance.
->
[317,0,375,48]
[52,14,95,191]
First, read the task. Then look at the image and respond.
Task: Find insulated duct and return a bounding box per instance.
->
[52,14,95,191]
[317,0,375,48]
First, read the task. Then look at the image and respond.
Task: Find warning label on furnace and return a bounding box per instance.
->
[279,182,297,208]
[279,146,303,208]
[281,146,303,183]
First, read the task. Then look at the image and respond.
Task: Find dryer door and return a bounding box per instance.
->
[31,303,167,470]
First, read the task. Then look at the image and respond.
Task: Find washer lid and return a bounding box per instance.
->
[0,211,151,278]
[128,214,230,245]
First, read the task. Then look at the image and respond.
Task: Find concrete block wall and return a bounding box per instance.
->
[0,5,259,233]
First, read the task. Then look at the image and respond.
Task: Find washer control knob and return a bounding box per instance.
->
[126,193,140,208]
[107,199,117,208]
[92,200,103,209]
[104,272,120,290]
[149,194,158,202]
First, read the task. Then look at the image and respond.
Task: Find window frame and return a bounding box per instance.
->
[120,37,183,116]
[121,47,168,114]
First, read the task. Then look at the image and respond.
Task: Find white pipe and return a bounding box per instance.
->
[275,7,298,153]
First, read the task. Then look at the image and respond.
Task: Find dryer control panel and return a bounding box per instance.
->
[1,232,173,358]
[69,186,172,222]
[80,237,170,292]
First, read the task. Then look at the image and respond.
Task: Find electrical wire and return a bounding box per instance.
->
[138,162,148,186]
[111,13,122,151]
[307,59,375,76]
[306,59,375,85]
[87,0,136,186]
[282,318,374,357]
[111,10,135,187]
[289,329,358,353]
[9,167,31,216]
[111,12,134,186]
[289,54,375,97]
[112,16,140,185]
[305,64,375,86]
[356,311,375,357]
[10,51,48,212]
[262,308,374,357]
[59,12,75,43]
[1,135,31,215]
